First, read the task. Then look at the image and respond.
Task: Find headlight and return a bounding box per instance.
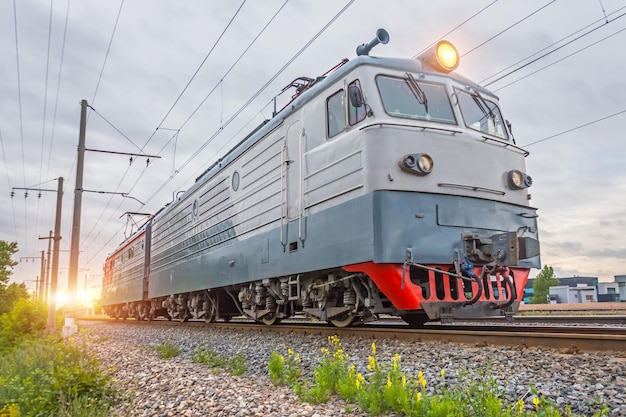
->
[507,169,532,189]
[417,154,433,173]
[416,40,459,73]
[400,153,433,175]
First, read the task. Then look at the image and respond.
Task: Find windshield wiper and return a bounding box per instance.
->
[469,88,495,121]
[405,72,429,114]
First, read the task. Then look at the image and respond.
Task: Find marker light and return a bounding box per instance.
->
[417,40,460,73]
[507,169,532,189]
[400,153,433,175]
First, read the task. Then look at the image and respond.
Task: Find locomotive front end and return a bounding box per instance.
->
[343,39,540,323]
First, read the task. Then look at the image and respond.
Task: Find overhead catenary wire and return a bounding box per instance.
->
[79,1,252,255]
[0,128,19,242]
[522,109,626,147]
[492,25,626,92]
[142,0,357,208]
[35,0,55,244]
[483,9,626,87]
[412,0,499,58]
[80,1,303,262]
[90,0,125,108]
[461,0,556,57]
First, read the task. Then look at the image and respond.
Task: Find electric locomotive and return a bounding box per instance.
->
[102,30,540,327]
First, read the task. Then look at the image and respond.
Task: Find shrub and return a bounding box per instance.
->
[0,338,117,416]
[0,299,46,350]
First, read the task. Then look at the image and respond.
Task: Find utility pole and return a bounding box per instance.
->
[38,251,45,301]
[38,230,53,302]
[48,177,63,332]
[65,99,87,337]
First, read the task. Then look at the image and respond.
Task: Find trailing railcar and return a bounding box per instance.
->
[102,30,540,326]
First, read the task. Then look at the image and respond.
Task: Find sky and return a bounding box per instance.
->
[1,0,625,304]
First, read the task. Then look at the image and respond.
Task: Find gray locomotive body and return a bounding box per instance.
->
[103,40,539,326]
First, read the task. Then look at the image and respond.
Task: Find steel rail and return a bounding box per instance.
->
[80,318,626,352]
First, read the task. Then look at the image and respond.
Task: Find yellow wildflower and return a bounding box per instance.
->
[321,347,330,356]
[371,342,377,356]
[392,353,400,371]
[386,373,392,387]
[416,392,422,402]
[440,369,445,378]
[418,370,427,389]
[516,399,525,412]
[287,348,294,356]
[401,375,406,387]
[533,397,540,410]
[279,355,285,362]
[367,356,376,371]
[356,372,365,389]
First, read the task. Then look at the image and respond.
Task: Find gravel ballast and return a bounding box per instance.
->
[76,321,626,416]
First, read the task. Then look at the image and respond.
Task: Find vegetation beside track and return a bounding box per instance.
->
[0,299,119,417]
[269,335,610,417]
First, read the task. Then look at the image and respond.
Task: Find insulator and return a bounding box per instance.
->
[146,158,150,166]
[265,296,277,311]
[343,287,356,307]
[24,191,28,198]
[10,191,14,198]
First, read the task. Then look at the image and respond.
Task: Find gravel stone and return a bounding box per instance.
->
[76,321,626,416]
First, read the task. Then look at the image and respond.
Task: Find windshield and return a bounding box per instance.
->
[376,75,456,124]
[455,88,508,140]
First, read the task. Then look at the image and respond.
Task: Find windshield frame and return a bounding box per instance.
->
[375,74,457,125]
[454,87,509,140]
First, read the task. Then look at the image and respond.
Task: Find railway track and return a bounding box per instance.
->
[80,317,626,352]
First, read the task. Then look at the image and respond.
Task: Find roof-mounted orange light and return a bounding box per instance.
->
[417,40,459,73]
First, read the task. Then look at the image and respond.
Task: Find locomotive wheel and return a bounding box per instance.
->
[260,312,281,326]
[401,313,429,327]
[329,313,356,328]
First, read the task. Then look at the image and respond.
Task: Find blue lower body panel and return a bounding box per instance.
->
[148,191,539,298]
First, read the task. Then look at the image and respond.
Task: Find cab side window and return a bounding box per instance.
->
[326,90,345,138]
[348,80,366,126]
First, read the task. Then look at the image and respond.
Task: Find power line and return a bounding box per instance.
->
[413,0,499,58]
[523,109,626,147]
[46,0,71,182]
[151,0,248,135]
[90,0,125,107]
[493,25,626,92]
[483,9,626,87]
[87,105,145,153]
[461,0,556,57]
[171,0,289,133]
[0,127,19,242]
[81,1,289,256]
[35,0,55,247]
[142,0,357,207]
[80,2,251,253]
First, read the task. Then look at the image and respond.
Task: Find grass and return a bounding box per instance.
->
[268,336,610,417]
[154,341,181,359]
[192,346,248,376]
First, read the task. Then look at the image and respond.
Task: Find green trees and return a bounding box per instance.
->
[530,266,560,304]
[0,240,28,315]
[0,240,18,285]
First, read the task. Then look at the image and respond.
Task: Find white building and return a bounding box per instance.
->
[549,284,597,304]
